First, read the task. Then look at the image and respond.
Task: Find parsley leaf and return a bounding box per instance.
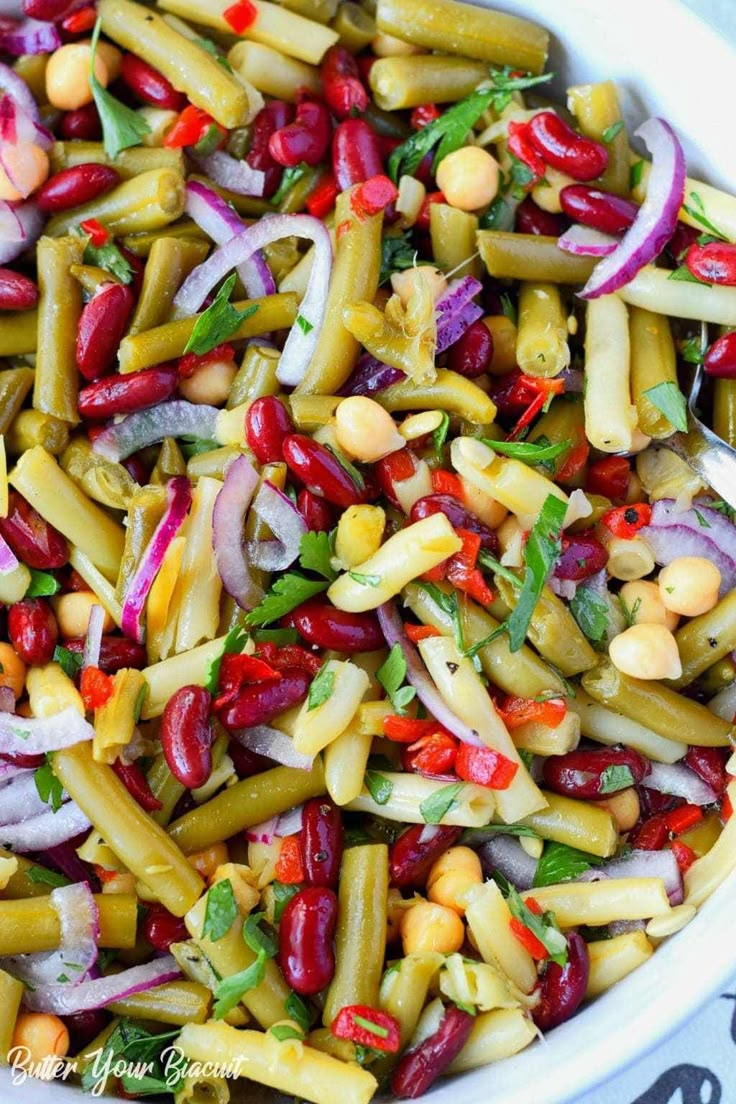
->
[460,824,541,846]
[25,569,60,598]
[324,444,365,492]
[270,1024,304,1041]
[569,586,609,644]
[376,643,416,715]
[271,163,311,206]
[26,865,70,888]
[682,190,728,241]
[505,494,566,652]
[195,35,233,72]
[479,194,515,231]
[668,264,709,285]
[204,625,249,695]
[533,841,602,888]
[416,582,465,654]
[307,663,335,711]
[694,509,711,529]
[629,159,645,190]
[619,594,641,628]
[89,18,151,158]
[477,550,522,588]
[432,411,450,457]
[272,881,299,923]
[643,381,688,432]
[213,951,267,1019]
[681,335,705,365]
[601,120,624,143]
[599,764,636,794]
[53,645,83,680]
[202,879,238,942]
[379,233,424,285]
[183,273,259,356]
[252,628,299,645]
[506,886,568,966]
[82,237,134,284]
[34,755,63,813]
[420,781,465,824]
[296,313,314,335]
[364,770,394,805]
[482,437,572,465]
[243,910,279,958]
[81,1019,183,1097]
[499,292,518,325]
[298,529,337,580]
[285,991,312,1032]
[348,571,381,587]
[245,574,330,627]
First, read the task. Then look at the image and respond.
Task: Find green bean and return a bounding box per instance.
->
[228,40,321,102]
[116,485,168,601]
[9,446,125,581]
[669,589,736,689]
[495,577,597,675]
[0,895,137,955]
[169,761,326,853]
[147,751,186,827]
[288,395,340,431]
[528,396,586,482]
[0,969,24,1062]
[362,101,412,141]
[54,742,204,916]
[331,1,376,52]
[279,166,321,213]
[0,849,57,899]
[0,367,34,434]
[629,307,678,438]
[61,437,137,511]
[714,379,736,446]
[377,369,497,425]
[403,582,564,698]
[430,203,480,280]
[376,0,548,73]
[370,55,489,111]
[45,168,186,238]
[129,237,209,337]
[34,235,84,424]
[5,410,70,457]
[50,140,185,179]
[118,293,297,374]
[121,222,209,258]
[567,492,612,532]
[516,282,570,379]
[12,54,46,102]
[698,656,736,696]
[151,437,187,485]
[107,981,211,1026]
[581,660,735,747]
[296,188,382,394]
[228,344,281,408]
[70,263,122,295]
[187,446,243,481]
[520,791,618,858]
[187,175,275,218]
[99,0,253,128]
[567,81,631,196]
[281,0,337,21]
[323,844,388,1026]
[478,231,597,284]
[0,310,37,356]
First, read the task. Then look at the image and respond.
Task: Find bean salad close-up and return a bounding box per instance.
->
[0,0,736,1100]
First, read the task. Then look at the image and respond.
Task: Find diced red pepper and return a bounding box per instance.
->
[80,218,108,247]
[630,814,668,851]
[255,642,323,677]
[410,103,441,130]
[223,0,258,33]
[556,429,589,483]
[601,503,652,539]
[178,342,235,378]
[383,716,442,744]
[404,623,441,644]
[722,792,734,821]
[670,840,697,873]
[402,730,458,776]
[505,375,565,440]
[306,173,339,219]
[664,804,703,836]
[62,5,97,32]
[455,744,519,790]
[525,896,544,916]
[415,191,446,231]
[213,653,281,711]
[350,174,399,219]
[164,106,224,149]
[509,916,548,960]
[586,456,631,500]
[79,665,114,711]
[275,835,305,884]
[498,695,566,730]
[431,469,464,499]
[331,1005,401,1053]
[111,758,163,812]
[507,120,546,180]
[375,446,417,488]
[446,528,495,606]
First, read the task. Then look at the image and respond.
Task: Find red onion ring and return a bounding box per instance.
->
[191,150,265,197]
[558,224,619,257]
[185,180,276,299]
[22,954,181,1014]
[0,802,91,851]
[232,725,313,771]
[212,454,262,610]
[92,401,220,462]
[0,706,93,757]
[247,480,307,572]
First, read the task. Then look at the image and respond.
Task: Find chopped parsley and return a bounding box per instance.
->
[201,879,238,942]
[307,663,335,711]
[183,273,259,356]
[364,771,394,806]
[34,755,63,813]
[642,381,688,432]
[533,841,602,888]
[89,18,151,159]
[420,781,465,824]
[376,644,416,715]
[598,764,636,794]
[570,586,609,645]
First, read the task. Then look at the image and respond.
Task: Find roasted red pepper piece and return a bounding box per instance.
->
[212,653,281,711]
[456,744,519,790]
[402,730,458,777]
[498,695,567,730]
[601,502,652,539]
[79,665,114,711]
[331,1005,401,1053]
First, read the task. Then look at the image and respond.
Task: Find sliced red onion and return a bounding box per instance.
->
[245,803,305,844]
[0,16,60,55]
[0,706,93,757]
[558,225,619,257]
[642,761,718,806]
[377,600,485,747]
[276,804,304,836]
[549,575,577,600]
[39,842,96,887]
[436,301,484,353]
[0,802,91,851]
[245,814,279,844]
[185,180,275,299]
[92,401,219,462]
[82,604,105,670]
[639,525,736,595]
[23,954,181,1014]
[121,476,192,644]
[0,770,66,826]
[418,824,443,846]
[641,499,736,595]
[580,118,686,299]
[212,454,262,611]
[558,367,584,393]
[435,276,484,324]
[0,760,32,782]
[191,150,265,198]
[478,834,538,891]
[247,480,307,572]
[0,686,15,714]
[2,883,98,988]
[0,60,39,122]
[231,724,313,771]
[595,848,683,906]
[0,532,19,575]
[338,353,405,397]
[0,199,43,265]
[608,919,646,937]
[173,214,333,388]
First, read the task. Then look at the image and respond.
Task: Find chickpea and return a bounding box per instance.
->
[390,266,447,306]
[619,580,679,632]
[0,144,49,202]
[598,787,641,833]
[52,590,114,639]
[428,870,482,915]
[608,623,682,681]
[188,842,229,881]
[427,846,482,888]
[46,41,110,112]
[179,358,237,405]
[658,557,721,617]
[95,41,123,81]
[531,166,576,213]
[0,642,26,700]
[11,1013,69,1072]
[334,396,405,463]
[335,504,386,567]
[435,147,500,212]
[401,900,465,955]
[371,32,424,57]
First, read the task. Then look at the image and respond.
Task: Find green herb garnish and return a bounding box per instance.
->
[183,273,259,356]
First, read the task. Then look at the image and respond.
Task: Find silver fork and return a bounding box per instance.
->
[662,322,736,507]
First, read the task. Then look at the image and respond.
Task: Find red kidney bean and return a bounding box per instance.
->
[36,165,120,214]
[161,685,214,790]
[76,283,136,382]
[23,0,78,18]
[119,53,186,110]
[0,750,45,768]
[515,196,566,237]
[7,599,59,666]
[389,824,462,887]
[0,268,39,311]
[279,886,338,994]
[527,111,608,182]
[269,100,331,168]
[301,798,343,888]
[686,241,736,285]
[559,184,638,235]
[122,454,150,486]
[60,103,102,141]
[228,740,269,779]
[332,118,383,191]
[62,1010,109,1055]
[630,812,668,850]
[64,634,147,672]
[542,747,649,801]
[704,331,736,379]
[245,396,294,464]
[532,931,589,1032]
[554,533,609,582]
[447,319,494,378]
[297,489,335,533]
[284,597,384,653]
[667,221,699,263]
[247,101,294,198]
[119,245,145,299]
[283,434,365,508]
[684,746,729,796]
[143,903,189,951]
[0,492,69,570]
[111,759,163,812]
[410,495,499,554]
[219,666,310,729]
[391,1005,474,1099]
[320,46,368,119]
[78,364,178,419]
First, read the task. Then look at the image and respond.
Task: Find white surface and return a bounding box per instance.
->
[5,2,736,1103]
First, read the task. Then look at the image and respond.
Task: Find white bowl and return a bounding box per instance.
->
[5,2,736,1102]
